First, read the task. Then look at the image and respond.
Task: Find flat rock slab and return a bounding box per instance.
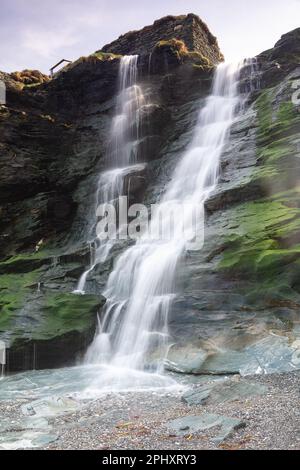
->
[165,345,208,374]
[0,412,57,450]
[242,336,300,375]
[21,396,80,417]
[0,430,58,450]
[165,335,300,376]
[167,413,246,444]
[182,378,268,406]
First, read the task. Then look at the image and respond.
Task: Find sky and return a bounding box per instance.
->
[0,0,299,73]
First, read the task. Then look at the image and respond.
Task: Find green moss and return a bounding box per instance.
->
[0,252,49,274]
[92,51,122,61]
[0,270,40,331]
[218,197,300,277]
[35,292,102,339]
[61,52,122,74]
[250,165,279,184]
[256,88,300,148]
[155,38,188,54]
[216,77,300,306]
[0,270,103,340]
[217,80,300,304]
[154,39,213,70]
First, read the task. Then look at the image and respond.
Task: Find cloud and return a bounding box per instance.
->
[1,0,300,73]
[23,29,78,59]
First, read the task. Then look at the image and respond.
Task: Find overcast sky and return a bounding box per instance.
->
[1,0,299,73]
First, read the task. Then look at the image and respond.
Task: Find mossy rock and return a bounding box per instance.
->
[154,38,213,70]
[2,291,105,372]
[0,252,49,274]
[36,292,103,339]
[217,77,300,307]
[92,51,122,61]
[0,270,41,331]
[61,51,122,74]
[155,38,188,55]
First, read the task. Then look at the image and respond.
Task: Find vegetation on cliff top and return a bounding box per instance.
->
[154,38,214,69]
[61,51,122,74]
[10,69,50,88]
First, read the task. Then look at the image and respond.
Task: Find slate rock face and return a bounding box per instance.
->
[257,27,300,88]
[0,16,300,373]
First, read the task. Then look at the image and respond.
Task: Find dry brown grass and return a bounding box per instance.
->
[10,70,50,85]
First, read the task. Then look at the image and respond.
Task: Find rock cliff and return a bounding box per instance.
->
[102,14,224,64]
[0,15,299,373]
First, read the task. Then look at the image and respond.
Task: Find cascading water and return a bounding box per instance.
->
[85,62,243,387]
[0,62,249,452]
[74,55,146,294]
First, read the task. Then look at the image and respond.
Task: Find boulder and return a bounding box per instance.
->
[167,414,246,444]
[182,378,268,406]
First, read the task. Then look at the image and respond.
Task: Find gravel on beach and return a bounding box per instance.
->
[1,371,298,450]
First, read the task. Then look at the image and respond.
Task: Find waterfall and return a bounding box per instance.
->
[74,55,146,294]
[85,62,243,378]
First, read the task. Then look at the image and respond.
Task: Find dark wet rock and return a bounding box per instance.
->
[257,28,300,88]
[111,164,149,204]
[139,104,171,135]
[136,135,162,162]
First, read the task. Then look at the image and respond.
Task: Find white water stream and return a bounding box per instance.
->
[84,61,243,389]
[74,55,146,294]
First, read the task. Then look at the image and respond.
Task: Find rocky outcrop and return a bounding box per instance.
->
[0,14,220,371]
[257,27,300,88]
[0,16,299,374]
[10,69,50,86]
[102,14,224,64]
